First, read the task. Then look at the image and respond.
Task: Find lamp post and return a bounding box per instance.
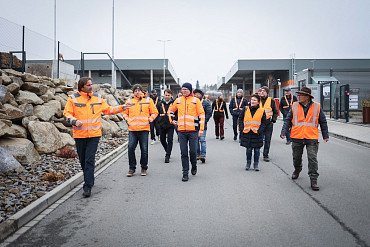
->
[277,79,281,99]
[157,40,171,92]
[111,0,116,88]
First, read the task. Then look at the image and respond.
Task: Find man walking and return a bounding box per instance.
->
[280,87,329,191]
[258,86,278,161]
[193,89,212,163]
[280,87,297,144]
[170,83,205,182]
[157,89,175,163]
[150,89,160,144]
[123,84,158,177]
[63,77,129,198]
[229,89,248,141]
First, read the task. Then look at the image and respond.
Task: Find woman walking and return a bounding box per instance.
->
[212,95,229,140]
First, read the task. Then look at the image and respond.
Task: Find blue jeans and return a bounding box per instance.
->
[178,131,198,175]
[75,137,100,190]
[246,147,260,163]
[197,129,207,158]
[128,131,149,171]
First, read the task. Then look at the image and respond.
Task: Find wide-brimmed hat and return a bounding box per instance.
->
[296,86,314,98]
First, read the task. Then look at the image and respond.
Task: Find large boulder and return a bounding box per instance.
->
[21,82,49,96]
[102,118,120,137]
[0,103,24,120]
[21,73,39,82]
[54,122,70,133]
[0,147,22,173]
[15,90,44,105]
[54,94,67,109]
[0,138,40,165]
[40,90,55,102]
[60,132,75,147]
[4,69,23,77]
[9,76,24,87]
[6,82,20,95]
[33,100,61,121]
[0,85,11,103]
[18,103,34,117]
[3,124,27,138]
[0,119,12,137]
[21,116,38,128]
[0,74,12,86]
[28,121,64,153]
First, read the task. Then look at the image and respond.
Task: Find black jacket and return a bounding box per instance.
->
[280,95,297,117]
[202,99,212,130]
[212,100,229,119]
[260,97,278,124]
[229,96,248,117]
[238,106,267,148]
[281,100,329,142]
[156,99,174,129]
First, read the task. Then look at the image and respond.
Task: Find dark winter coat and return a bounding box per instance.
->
[229,96,248,117]
[212,99,229,119]
[156,99,174,129]
[239,105,267,148]
[202,99,212,130]
[279,95,297,117]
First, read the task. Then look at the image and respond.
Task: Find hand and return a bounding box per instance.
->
[75,120,83,127]
[280,134,286,139]
[324,138,329,143]
[172,120,177,126]
[198,130,203,137]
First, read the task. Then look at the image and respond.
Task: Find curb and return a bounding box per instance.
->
[329,132,370,148]
[0,141,128,242]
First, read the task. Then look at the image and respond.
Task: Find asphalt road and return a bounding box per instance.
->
[7,118,370,247]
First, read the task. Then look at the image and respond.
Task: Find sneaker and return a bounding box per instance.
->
[263,156,270,162]
[254,163,260,171]
[164,156,170,163]
[216,136,219,139]
[200,157,205,163]
[220,136,225,140]
[191,166,197,175]
[233,135,237,141]
[286,141,291,145]
[127,169,135,177]
[246,161,251,170]
[150,140,155,145]
[82,188,91,198]
[140,169,147,176]
[182,175,189,182]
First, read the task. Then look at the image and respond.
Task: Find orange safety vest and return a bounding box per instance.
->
[243,106,264,134]
[259,97,273,119]
[290,101,320,140]
[282,96,294,109]
[214,99,224,112]
[233,97,244,110]
[122,96,158,131]
[169,96,205,132]
[63,91,125,138]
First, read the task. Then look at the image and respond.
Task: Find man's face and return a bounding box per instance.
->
[285,90,291,96]
[260,89,268,97]
[134,89,143,98]
[82,80,93,93]
[194,92,202,100]
[163,92,172,101]
[236,92,242,97]
[181,87,191,97]
[297,94,309,103]
[152,92,157,97]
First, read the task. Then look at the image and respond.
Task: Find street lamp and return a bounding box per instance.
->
[111,0,116,88]
[277,79,281,99]
[157,40,171,92]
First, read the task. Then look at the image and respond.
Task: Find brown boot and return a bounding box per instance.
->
[310,179,320,191]
[291,168,302,180]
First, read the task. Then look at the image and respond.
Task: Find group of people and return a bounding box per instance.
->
[64,77,329,197]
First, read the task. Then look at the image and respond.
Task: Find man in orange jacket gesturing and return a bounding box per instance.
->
[64,77,130,198]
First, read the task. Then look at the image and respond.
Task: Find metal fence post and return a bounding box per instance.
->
[57,41,60,78]
[22,26,25,73]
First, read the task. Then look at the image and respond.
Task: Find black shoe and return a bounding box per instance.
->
[164,156,170,163]
[200,157,205,163]
[82,188,91,198]
[234,135,237,141]
[182,175,189,182]
[191,166,197,175]
[263,156,270,162]
[216,136,219,139]
[292,170,300,180]
[311,179,320,191]
[220,136,225,140]
[286,141,291,145]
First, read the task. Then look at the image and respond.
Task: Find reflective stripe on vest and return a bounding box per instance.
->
[260,97,273,119]
[291,102,320,139]
[214,99,224,112]
[233,97,244,110]
[283,96,293,108]
[243,107,264,134]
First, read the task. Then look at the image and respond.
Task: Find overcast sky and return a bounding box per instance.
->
[1,0,370,86]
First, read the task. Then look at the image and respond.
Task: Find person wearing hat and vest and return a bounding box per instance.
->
[169,83,205,182]
[150,89,160,144]
[280,87,297,145]
[193,88,212,163]
[280,86,329,191]
[212,94,229,140]
[258,86,278,162]
[63,77,130,198]
[157,88,175,163]
[239,94,267,171]
[123,84,158,177]
[229,88,248,141]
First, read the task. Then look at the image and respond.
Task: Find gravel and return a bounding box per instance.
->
[0,134,128,224]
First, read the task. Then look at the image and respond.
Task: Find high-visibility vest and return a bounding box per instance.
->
[243,106,264,134]
[122,96,158,131]
[63,91,124,138]
[282,96,294,109]
[214,99,224,112]
[259,97,273,119]
[169,96,205,132]
[290,101,320,140]
[233,97,244,110]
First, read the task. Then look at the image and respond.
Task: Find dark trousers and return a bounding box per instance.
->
[150,120,160,140]
[128,131,149,171]
[292,140,319,179]
[178,131,198,175]
[232,115,239,137]
[75,137,100,190]
[214,116,225,137]
[263,122,274,157]
[246,147,260,163]
[283,115,291,142]
[159,126,175,157]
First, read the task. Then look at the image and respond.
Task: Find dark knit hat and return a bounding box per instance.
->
[151,89,157,94]
[260,86,269,94]
[182,82,192,91]
[193,89,204,96]
[132,84,143,92]
[284,87,292,92]
[296,86,314,98]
